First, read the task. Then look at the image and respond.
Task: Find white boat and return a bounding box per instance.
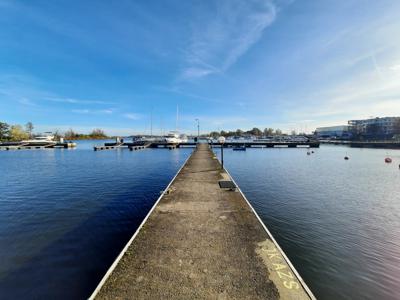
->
[164,131,182,143]
[179,134,188,143]
[163,105,188,144]
[21,135,57,146]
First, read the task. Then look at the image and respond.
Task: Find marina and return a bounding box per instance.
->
[90,143,314,299]
[2,1,400,298]
[1,141,400,299]
[93,139,320,151]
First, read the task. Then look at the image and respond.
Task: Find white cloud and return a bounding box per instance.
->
[34,124,141,136]
[71,108,114,114]
[284,63,400,129]
[124,113,142,120]
[44,97,114,105]
[389,64,400,71]
[18,97,35,106]
[180,0,277,80]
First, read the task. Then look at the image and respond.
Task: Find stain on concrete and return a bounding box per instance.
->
[93,144,313,300]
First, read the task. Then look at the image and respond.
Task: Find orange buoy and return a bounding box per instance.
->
[385,157,392,163]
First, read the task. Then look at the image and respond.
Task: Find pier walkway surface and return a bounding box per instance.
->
[91,144,314,300]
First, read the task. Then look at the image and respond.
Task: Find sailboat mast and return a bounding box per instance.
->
[150,108,153,137]
[176,105,179,132]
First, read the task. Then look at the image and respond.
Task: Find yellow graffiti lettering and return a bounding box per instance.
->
[267,252,280,260]
[273,263,287,271]
[277,270,293,279]
[262,246,277,253]
[283,280,300,290]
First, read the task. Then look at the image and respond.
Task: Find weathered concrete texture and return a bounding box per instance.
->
[94,144,313,300]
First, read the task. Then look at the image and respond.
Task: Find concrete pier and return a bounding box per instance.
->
[90,144,314,299]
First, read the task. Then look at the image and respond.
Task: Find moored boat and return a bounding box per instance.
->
[21,135,57,146]
[232,145,246,151]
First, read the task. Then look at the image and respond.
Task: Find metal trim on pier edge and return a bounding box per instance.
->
[223,165,316,300]
[88,152,193,300]
[89,144,315,299]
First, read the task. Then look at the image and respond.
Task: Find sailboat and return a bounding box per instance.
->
[164,105,186,144]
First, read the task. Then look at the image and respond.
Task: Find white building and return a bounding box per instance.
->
[348,117,400,135]
[315,125,350,139]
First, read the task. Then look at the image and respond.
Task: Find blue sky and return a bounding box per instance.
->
[1,0,400,135]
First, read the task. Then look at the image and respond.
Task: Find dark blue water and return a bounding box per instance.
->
[215,145,400,300]
[2,143,400,299]
[0,140,191,299]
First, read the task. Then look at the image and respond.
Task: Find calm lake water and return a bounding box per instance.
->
[216,145,400,300]
[0,140,192,299]
[1,143,399,299]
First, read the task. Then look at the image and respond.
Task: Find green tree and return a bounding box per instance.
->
[0,122,10,141]
[275,129,282,135]
[248,127,262,136]
[235,129,244,136]
[220,130,228,137]
[10,125,29,141]
[209,131,219,138]
[25,122,34,138]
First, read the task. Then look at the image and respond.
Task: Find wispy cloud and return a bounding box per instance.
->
[180,0,277,80]
[17,97,36,106]
[44,97,114,105]
[34,124,141,136]
[180,114,247,127]
[155,85,224,104]
[389,64,400,71]
[71,108,114,114]
[284,63,400,128]
[123,113,142,120]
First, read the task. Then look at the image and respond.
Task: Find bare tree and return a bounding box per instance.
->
[0,122,10,141]
[25,122,34,138]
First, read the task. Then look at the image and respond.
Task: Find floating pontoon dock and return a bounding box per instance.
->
[93,140,320,150]
[90,143,315,300]
[0,142,76,150]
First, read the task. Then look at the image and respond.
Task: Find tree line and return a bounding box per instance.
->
[63,128,108,140]
[0,121,34,141]
[208,127,299,138]
[0,121,108,141]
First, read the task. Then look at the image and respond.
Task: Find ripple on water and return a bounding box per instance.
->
[220,145,400,300]
[0,141,191,299]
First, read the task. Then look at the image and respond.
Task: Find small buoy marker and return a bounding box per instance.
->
[344,156,349,160]
[385,157,392,163]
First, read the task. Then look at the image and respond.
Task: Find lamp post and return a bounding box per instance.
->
[217,136,226,169]
[195,118,200,142]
